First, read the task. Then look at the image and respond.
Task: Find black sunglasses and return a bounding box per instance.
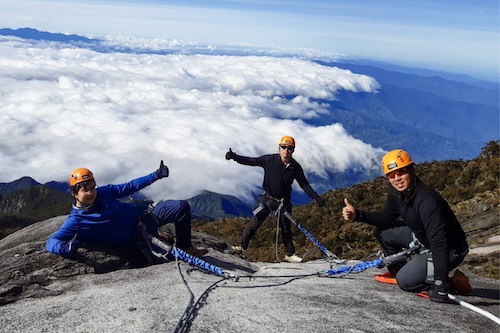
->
[280,145,294,152]
[387,167,410,179]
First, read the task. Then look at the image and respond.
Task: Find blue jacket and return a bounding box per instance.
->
[46,172,158,255]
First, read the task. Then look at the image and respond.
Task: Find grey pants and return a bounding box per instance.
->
[375,224,467,291]
[396,248,467,291]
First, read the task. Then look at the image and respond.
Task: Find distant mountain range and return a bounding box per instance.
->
[314,61,499,163]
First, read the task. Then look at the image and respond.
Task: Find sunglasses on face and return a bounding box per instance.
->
[280,145,294,152]
[387,167,410,179]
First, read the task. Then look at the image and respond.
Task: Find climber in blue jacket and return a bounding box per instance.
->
[46,161,208,258]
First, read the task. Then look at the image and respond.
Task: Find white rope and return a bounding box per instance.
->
[448,294,500,325]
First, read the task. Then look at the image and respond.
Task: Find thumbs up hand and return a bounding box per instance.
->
[156,160,169,179]
[225,148,236,160]
[342,198,356,221]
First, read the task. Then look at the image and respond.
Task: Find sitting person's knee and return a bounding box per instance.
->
[396,273,427,292]
[179,200,190,210]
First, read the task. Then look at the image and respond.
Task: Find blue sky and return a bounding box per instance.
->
[2,0,499,80]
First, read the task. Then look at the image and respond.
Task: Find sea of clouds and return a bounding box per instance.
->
[0,34,384,203]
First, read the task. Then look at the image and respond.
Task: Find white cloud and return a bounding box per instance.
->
[0,36,383,203]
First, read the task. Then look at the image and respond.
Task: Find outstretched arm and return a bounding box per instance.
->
[225,148,261,166]
[105,160,169,198]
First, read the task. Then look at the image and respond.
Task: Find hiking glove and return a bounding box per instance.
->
[225,148,235,160]
[429,279,448,303]
[315,197,326,207]
[156,160,169,179]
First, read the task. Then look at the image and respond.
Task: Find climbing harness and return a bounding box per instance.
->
[379,243,421,266]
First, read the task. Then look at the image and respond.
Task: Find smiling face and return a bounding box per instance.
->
[73,180,97,207]
[387,166,413,192]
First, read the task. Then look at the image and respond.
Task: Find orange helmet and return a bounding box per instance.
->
[382,149,414,175]
[69,168,94,187]
[279,135,295,147]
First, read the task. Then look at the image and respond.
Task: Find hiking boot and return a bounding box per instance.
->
[182,246,208,257]
[157,230,175,244]
[284,254,303,263]
[449,269,472,295]
[374,271,397,285]
[231,245,244,254]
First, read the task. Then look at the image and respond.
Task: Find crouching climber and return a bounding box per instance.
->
[341,149,470,302]
[46,161,208,259]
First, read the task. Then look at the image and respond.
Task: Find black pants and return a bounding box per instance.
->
[375,224,467,291]
[241,194,295,256]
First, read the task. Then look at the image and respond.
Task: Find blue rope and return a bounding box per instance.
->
[324,258,384,276]
[297,223,331,255]
[140,223,234,279]
[171,247,226,277]
[281,210,337,258]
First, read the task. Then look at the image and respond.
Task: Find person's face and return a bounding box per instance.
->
[279,144,294,159]
[73,180,97,206]
[387,167,412,192]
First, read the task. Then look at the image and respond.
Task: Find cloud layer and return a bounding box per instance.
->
[0,36,383,203]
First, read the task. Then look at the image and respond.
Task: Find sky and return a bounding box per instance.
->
[1,0,499,81]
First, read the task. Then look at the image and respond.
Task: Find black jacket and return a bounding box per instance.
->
[232,153,319,201]
[355,177,467,282]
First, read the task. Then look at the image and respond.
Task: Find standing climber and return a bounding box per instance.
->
[226,136,326,263]
[341,149,469,302]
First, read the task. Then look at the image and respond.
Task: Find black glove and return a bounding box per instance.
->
[315,196,326,207]
[225,148,235,160]
[156,160,169,179]
[429,279,448,303]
